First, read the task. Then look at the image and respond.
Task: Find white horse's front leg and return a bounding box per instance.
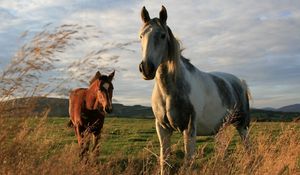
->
[156,119,172,175]
[183,126,196,161]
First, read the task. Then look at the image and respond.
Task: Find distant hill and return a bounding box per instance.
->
[1,97,299,121]
[111,103,153,118]
[261,104,300,113]
[261,107,277,111]
[277,104,300,112]
[0,97,69,117]
[251,108,300,122]
[0,97,153,118]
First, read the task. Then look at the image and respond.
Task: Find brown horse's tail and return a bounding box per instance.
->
[67,120,74,128]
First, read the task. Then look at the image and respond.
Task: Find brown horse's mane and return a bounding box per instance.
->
[89,72,112,85]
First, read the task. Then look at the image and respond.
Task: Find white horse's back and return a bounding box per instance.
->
[185,68,250,136]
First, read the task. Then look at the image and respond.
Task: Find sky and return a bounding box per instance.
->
[0,0,300,108]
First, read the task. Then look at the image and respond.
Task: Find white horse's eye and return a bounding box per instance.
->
[140,35,143,39]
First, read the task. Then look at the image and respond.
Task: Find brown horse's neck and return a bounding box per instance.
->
[85,81,101,110]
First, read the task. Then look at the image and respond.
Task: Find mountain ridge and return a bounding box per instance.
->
[0,97,153,118]
[262,104,300,113]
[1,97,299,121]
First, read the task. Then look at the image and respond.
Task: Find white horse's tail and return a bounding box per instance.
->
[241,80,252,107]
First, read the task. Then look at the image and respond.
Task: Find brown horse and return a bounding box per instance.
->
[69,70,115,154]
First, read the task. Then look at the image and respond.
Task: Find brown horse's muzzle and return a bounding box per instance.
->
[104,105,113,114]
[97,91,113,114]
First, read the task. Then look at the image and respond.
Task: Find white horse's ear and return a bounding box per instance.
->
[159,5,167,24]
[141,6,150,23]
[108,70,115,81]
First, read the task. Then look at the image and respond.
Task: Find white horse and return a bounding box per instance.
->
[138,6,251,174]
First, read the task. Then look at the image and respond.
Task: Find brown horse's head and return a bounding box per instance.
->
[89,70,115,113]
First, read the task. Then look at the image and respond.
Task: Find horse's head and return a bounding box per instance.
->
[139,6,173,80]
[90,70,115,113]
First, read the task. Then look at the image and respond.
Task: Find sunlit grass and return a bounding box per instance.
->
[1,116,299,174]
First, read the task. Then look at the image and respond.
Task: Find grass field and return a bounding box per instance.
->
[0,116,299,175]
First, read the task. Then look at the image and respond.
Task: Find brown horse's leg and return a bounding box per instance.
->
[92,134,100,151]
[75,125,83,146]
[75,125,89,158]
[92,117,103,152]
[75,126,84,158]
[82,131,92,157]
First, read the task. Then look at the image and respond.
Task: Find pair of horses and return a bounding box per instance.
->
[69,5,251,174]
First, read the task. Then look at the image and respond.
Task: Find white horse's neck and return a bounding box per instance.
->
[155,28,187,94]
[155,56,185,94]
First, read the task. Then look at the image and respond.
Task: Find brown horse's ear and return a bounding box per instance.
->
[141,6,150,23]
[90,71,101,85]
[108,70,115,81]
[95,71,101,78]
[159,5,167,25]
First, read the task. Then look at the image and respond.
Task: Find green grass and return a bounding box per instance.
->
[1,116,299,174]
[2,117,299,159]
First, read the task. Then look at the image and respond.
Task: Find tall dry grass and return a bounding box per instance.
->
[0,116,152,175]
[0,24,86,117]
[194,124,300,175]
[0,23,136,118]
[0,117,299,175]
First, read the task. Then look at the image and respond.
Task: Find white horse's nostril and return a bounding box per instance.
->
[139,62,143,73]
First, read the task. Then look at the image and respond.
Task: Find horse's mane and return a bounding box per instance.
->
[90,74,110,86]
[166,26,180,61]
[166,25,195,73]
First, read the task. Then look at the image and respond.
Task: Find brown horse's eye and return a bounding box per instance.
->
[161,33,166,39]
[140,35,143,39]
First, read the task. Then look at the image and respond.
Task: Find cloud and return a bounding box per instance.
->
[0,0,300,108]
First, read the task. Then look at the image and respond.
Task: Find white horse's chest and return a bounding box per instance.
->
[152,83,194,132]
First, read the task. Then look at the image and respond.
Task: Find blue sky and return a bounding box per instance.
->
[0,0,300,108]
